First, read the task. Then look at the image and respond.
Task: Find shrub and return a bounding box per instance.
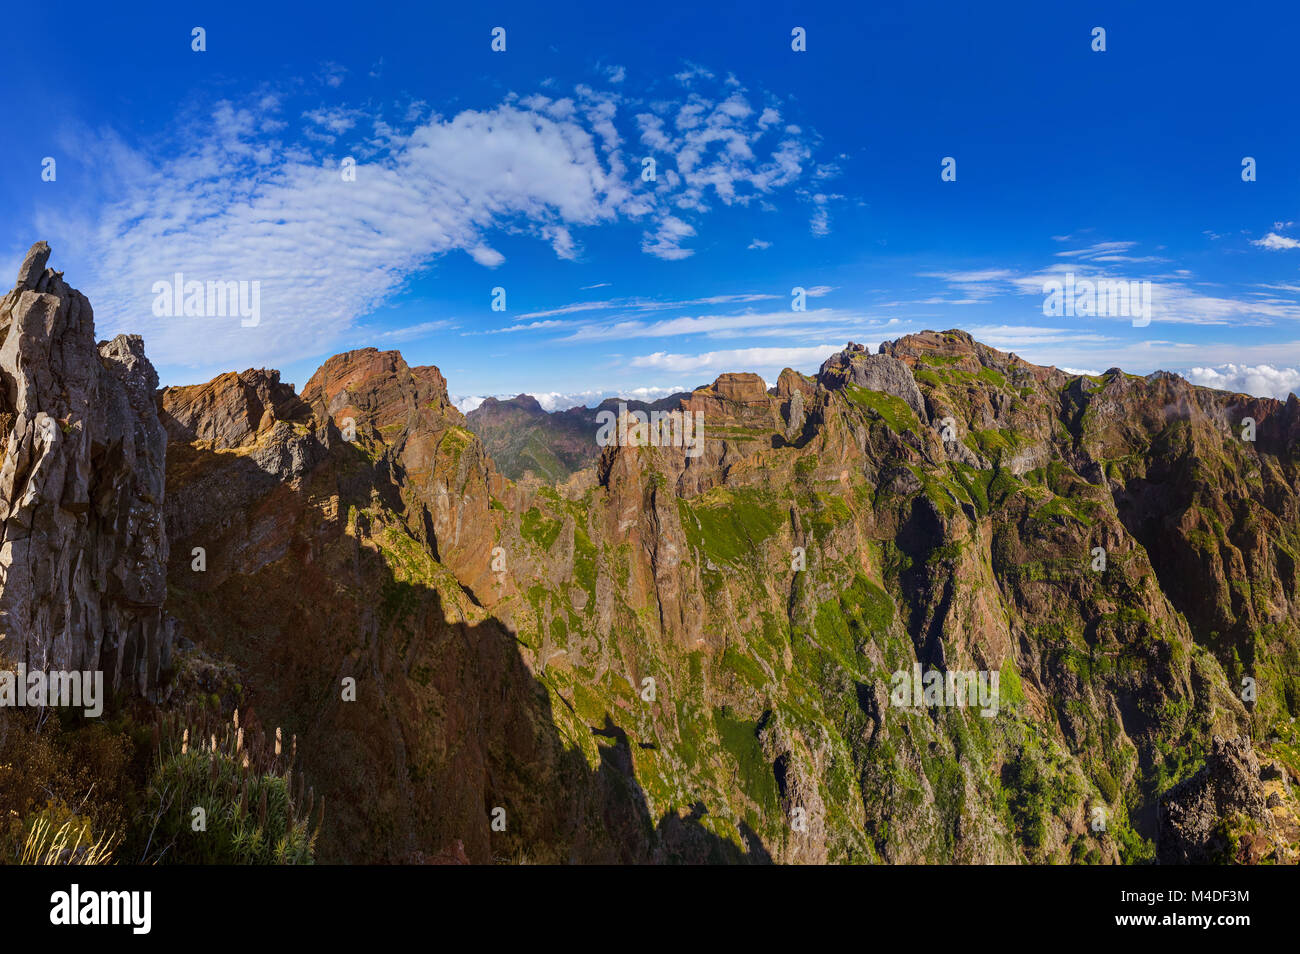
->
[132,706,321,864]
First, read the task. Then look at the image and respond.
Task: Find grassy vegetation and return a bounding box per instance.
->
[963,428,1031,462]
[437,425,475,468]
[844,386,918,432]
[678,487,785,567]
[521,506,563,551]
[713,707,780,812]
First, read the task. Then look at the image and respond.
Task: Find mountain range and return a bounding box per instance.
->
[2,241,1298,865]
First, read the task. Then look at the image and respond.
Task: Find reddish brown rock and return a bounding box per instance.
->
[159,368,308,449]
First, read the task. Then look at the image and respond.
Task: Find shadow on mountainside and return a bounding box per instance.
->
[161,436,771,864]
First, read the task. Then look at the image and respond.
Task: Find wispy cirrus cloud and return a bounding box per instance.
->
[962,325,1117,348]
[629,343,842,375]
[372,319,458,342]
[515,292,784,320]
[559,308,835,342]
[917,253,1300,327]
[38,69,831,380]
[552,297,852,343]
[1053,240,1167,264]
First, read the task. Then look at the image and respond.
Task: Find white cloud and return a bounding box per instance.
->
[748,238,771,250]
[43,76,828,380]
[561,307,842,342]
[318,63,348,88]
[1184,363,1300,399]
[633,82,816,257]
[517,291,780,320]
[807,192,842,236]
[974,333,1300,385]
[373,319,457,342]
[673,63,715,84]
[467,245,506,267]
[1253,232,1300,250]
[920,262,1300,327]
[1053,240,1165,264]
[920,269,1017,283]
[302,106,361,136]
[630,343,841,374]
[641,215,696,260]
[531,385,687,410]
[964,325,1116,347]
[475,319,565,335]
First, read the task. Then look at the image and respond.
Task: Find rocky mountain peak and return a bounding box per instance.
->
[487,393,546,415]
[0,242,171,695]
[301,347,461,435]
[704,372,770,405]
[818,343,927,422]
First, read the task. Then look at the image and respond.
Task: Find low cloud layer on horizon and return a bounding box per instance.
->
[1184,363,1300,400]
[452,350,1300,413]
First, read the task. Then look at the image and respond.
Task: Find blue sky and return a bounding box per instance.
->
[5,0,1300,407]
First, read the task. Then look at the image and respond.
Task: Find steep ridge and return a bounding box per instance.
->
[159,327,1300,863]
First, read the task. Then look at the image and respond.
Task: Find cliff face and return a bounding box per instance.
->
[0,243,171,695]
[158,327,1300,864]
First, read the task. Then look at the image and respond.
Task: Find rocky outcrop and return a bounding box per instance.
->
[0,242,171,695]
[159,368,309,450]
[1157,736,1279,863]
[818,345,927,422]
[301,348,459,433]
[711,372,769,404]
[300,348,504,591]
